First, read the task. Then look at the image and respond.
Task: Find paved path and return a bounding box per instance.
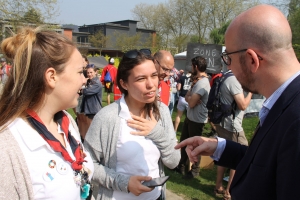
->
[166,189,185,200]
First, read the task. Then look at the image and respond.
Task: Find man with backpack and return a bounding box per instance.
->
[101,57,117,105]
[207,70,252,199]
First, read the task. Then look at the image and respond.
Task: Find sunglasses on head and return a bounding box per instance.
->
[86,64,95,68]
[124,49,151,59]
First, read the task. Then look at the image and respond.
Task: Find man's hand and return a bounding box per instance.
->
[127,110,157,136]
[128,176,153,196]
[175,136,218,163]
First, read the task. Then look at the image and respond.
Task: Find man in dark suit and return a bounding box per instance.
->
[175,4,300,200]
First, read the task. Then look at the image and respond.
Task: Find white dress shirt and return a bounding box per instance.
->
[112,96,161,200]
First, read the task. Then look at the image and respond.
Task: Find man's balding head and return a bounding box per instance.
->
[226,4,292,54]
[224,4,300,98]
[154,50,174,80]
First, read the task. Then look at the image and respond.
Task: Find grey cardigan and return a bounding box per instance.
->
[84,100,180,200]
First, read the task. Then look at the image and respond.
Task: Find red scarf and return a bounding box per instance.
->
[26,110,85,171]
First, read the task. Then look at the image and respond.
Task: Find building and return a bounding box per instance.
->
[76,20,156,57]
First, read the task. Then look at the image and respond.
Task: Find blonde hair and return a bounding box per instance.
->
[0,27,76,129]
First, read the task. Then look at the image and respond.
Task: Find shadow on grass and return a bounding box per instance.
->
[165,166,224,200]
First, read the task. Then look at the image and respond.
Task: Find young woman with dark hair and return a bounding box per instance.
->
[84,49,180,200]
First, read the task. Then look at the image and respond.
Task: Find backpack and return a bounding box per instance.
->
[207,71,236,124]
[104,67,113,83]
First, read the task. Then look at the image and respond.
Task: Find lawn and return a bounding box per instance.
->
[68,90,259,200]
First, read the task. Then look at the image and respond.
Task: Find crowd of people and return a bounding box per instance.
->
[1,4,300,200]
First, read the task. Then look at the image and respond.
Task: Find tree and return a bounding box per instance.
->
[289,8,300,44]
[114,32,142,52]
[21,8,44,24]
[132,0,259,52]
[209,20,231,44]
[162,0,193,52]
[88,30,110,55]
[132,3,168,49]
[0,0,58,22]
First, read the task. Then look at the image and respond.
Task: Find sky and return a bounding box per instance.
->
[55,0,286,26]
[55,0,166,26]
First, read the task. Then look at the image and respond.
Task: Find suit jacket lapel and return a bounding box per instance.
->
[231,74,300,188]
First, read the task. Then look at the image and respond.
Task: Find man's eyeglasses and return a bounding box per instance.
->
[124,49,151,59]
[221,49,263,65]
[155,59,172,73]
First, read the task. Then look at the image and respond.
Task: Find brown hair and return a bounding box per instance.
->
[117,51,160,120]
[0,27,76,129]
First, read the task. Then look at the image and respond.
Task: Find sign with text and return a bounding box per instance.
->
[186,43,223,74]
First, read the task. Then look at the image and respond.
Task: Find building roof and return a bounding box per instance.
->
[62,24,79,32]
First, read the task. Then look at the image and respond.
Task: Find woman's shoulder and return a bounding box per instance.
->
[0,126,18,151]
[95,101,120,117]
[158,102,169,116]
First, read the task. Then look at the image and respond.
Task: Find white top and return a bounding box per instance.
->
[112,96,161,200]
[10,116,94,200]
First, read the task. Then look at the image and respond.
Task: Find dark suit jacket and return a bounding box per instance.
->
[215,74,300,200]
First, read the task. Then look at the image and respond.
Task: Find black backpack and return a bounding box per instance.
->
[207,71,236,124]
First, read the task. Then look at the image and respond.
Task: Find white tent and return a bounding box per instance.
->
[174,51,187,72]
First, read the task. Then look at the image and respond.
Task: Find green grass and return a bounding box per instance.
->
[68,91,259,200]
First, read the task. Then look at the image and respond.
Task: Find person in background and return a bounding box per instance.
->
[84,49,180,200]
[213,70,252,200]
[153,50,174,106]
[168,67,180,115]
[73,55,89,139]
[0,26,94,199]
[174,71,192,133]
[80,65,103,140]
[174,56,210,179]
[101,57,117,105]
[1,57,12,85]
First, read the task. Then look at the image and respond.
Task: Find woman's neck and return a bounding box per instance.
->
[124,96,145,117]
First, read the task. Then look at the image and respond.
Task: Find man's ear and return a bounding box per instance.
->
[119,79,127,91]
[45,67,57,89]
[246,49,260,73]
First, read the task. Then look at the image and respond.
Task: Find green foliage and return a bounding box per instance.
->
[21,8,44,24]
[0,0,58,24]
[289,6,300,45]
[88,31,110,55]
[104,55,120,68]
[113,32,153,52]
[293,44,300,61]
[209,21,231,45]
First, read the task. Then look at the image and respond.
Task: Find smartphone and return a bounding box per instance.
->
[142,176,169,187]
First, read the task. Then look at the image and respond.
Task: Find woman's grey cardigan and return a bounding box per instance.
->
[84,100,180,200]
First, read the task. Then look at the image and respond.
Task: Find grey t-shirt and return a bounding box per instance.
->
[187,77,210,123]
[219,76,244,132]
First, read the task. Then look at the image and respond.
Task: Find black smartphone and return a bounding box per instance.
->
[142,176,169,187]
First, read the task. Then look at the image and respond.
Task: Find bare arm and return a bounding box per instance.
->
[185,91,201,108]
[176,83,181,91]
[234,92,252,111]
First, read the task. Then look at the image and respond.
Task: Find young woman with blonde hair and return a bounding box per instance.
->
[0,27,94,199]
